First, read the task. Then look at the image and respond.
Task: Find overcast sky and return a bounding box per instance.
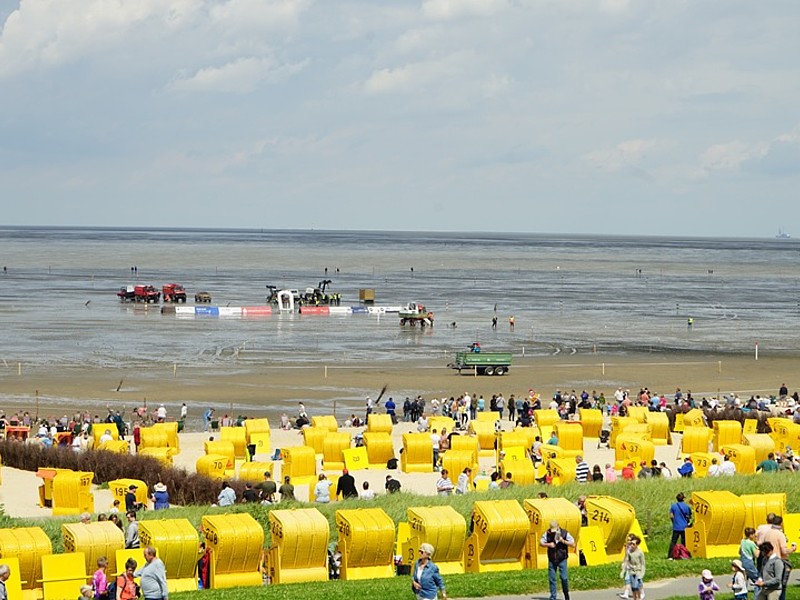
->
[1,0,798,236]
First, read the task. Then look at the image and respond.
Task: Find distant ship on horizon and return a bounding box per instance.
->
[776,228,791,239]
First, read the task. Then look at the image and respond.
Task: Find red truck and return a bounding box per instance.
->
[117,285,161,303]
[162,283,187,303]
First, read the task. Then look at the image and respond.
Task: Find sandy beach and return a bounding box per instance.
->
[0,350,796,520]
[0,424,692,520]
[0,351,792,426]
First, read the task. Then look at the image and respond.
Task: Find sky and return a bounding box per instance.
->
[1,0,799,236]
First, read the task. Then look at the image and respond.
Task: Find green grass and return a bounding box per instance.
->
[2,472,798,600]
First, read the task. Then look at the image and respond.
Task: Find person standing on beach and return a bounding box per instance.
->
[411,543,447,600]
[436,470,454,496]
[622,535,645,600]
[455,468,471,494]
[668,493,692,559]
[492,316,498,329]
[135,547,168,600]
[575,456,590,483]
[385,397,396,423]
[93,557,109,600]
[509,315,515,331]
[151,483,169,510]
[0,564,11,600]
[125,512,139,549]
[755,542,784,600]
[202,408,214,432]
[540,519,575,600]
[365,396,374,423]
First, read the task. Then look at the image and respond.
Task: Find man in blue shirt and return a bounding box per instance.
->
[668,492,693,559]
[677,457,694,478]
[385,397,396,423]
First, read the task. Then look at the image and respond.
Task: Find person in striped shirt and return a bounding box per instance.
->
[575,456,590,483]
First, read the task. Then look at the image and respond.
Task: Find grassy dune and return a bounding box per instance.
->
[3,472,797,599]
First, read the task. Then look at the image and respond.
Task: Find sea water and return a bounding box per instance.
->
[1,227,800,372]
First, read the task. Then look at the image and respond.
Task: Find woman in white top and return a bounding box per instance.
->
[455,468,471,494]
[314,474,333,503]
[360,481,375,500]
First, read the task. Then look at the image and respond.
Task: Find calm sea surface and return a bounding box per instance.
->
[2,227,800,371]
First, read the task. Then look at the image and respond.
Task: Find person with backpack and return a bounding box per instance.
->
[668,493,693,560]
[112,558,138,600]
[755,542,785,600]
[540,519,576,600]
[760,516,795,600]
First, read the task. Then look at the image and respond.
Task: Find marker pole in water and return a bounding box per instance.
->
[755,341,759,361]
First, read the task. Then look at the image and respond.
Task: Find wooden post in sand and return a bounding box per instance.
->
[18,362,21,375]
[602,363,605,376]
[718,361,722,373]
[755,342,759,361]
[324,366,328,379]
[35,389,39,420]
[173,363,177,378]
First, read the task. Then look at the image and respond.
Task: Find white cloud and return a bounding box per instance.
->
[0,0,309,79]
[421,0,510,21]
[0,0,181,77]
[585,139,660,171]
[363,52,471,95]
[209,0,309,34]
[168,56,307,93]
[2,1,800,235]
[699,141,769,171]
[599,0,632,13]
[775,127,800,144]
[481,74,512,98]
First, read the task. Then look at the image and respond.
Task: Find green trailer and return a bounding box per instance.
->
[449,351,512,376]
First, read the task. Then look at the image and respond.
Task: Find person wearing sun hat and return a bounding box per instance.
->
[729,560,747,600]
[540,519,576,600]
[151,482,169,510]
[699,569,720,600]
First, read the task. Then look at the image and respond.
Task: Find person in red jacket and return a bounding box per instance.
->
[622,463,636,480]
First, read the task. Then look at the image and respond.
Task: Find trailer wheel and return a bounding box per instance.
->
[484,366,495,376]
[494,367,506,376]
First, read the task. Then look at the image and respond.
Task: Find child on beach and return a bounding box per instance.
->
[729,560,748,600]
[620,534,646,600]
[739,528,759,583]
[699,570,720,600]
